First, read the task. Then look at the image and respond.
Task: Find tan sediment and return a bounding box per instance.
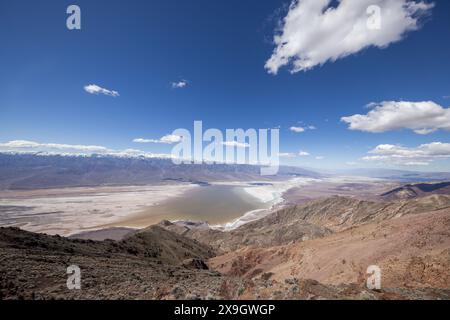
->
[0,183,197,236]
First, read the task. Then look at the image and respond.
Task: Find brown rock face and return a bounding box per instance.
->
[209,207,450,290]
[182,258,209,270]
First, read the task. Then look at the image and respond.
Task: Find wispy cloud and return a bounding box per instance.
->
[266,0,433,74]
[298,151,310,156]
[133,134,182,144]
[290,127,305,133]
[0,140,111,153]
[278,150,311,158]
[290,125,315,133]
[84,84,119,97]
[315,156,325,160]
[222,141,250,148]
[342,101,450,134]
[0,140,172,158]
[278,152,296,158]
[362,142,450,166]
[171,80,188,89]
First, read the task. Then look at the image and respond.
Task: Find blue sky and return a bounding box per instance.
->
[0,0,449,171]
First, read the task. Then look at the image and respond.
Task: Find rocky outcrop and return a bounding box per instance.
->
[122,225,215,265]
[181,258,209,270]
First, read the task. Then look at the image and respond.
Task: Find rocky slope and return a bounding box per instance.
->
[160,195,450,252]
[159,219,332,253]
[209,208,450,289]
[0,225,222,299]
[380,181,450,201]
[1,195,449,300]
[2,222,449,300]
[69,227,136,241]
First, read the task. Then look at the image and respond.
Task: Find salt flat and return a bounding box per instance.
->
[0,176,393,236]
[0,183,197,236]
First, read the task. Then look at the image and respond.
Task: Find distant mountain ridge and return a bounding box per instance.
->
[334,168,450,182]
[380,181,450,200]
[0,153,320,190]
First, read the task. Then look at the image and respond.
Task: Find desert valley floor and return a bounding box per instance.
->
[1,177,449,300]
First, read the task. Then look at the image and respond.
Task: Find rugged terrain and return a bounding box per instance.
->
[380,181,450,201]
[210,208,450,288]
[0,225,224,299]
[160,194,450,251]
[1,192,449,300]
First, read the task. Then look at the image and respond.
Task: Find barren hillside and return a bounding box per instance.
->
[210,208,450,289]
[1,195,449,300]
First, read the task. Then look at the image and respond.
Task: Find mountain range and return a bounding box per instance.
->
[2,153,450,191]
[0,153,319,190]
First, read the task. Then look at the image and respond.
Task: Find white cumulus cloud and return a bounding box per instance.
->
[290,126,305,133]
[299,151,310,156]
[172,80,188,89]
[265,0,433,74]
[84,84,119,97]
[362,142,450,166]
[133,135,183,144]
[341,101,450,134]
[290,125,316,133]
